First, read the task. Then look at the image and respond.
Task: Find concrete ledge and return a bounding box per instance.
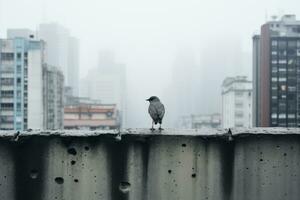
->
[1,127,299,138]
[0,128,299,200]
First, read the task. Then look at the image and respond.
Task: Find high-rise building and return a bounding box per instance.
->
[80,51,126,127]
[38,23,79,96]
[0,37,64,130]
[222,76,252,128]
[43,65,64,130]
[253,15,300,127]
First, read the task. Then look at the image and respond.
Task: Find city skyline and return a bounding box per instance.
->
[0,0,300,128]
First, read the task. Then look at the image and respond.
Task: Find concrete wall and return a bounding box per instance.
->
[0,128,299,200]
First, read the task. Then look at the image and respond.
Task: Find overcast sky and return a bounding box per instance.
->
[0,0,299,127]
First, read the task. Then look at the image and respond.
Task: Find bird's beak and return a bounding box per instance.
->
[146,99,149,101]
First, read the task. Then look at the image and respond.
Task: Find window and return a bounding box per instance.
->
[1,53,14,61]
[272,95,277,99]
[272,40,278,46]
[279,114,286,119]
[279,59,287,64]
[17,53,22,60]
[279,67,286,72]
[272,77,277,82]
[288,86,296,92]
[278,41,286,49]
[288,41,297,48]
[272,67,278,73]
[16,103,21,111]
[288,114,295,119]
[288,58,295,65]
[0,103,13,110]
[17,65,22,73]
[279,77,286,82]
[279,50,287,56]
[1,78,14,85]
[1,91,13,97]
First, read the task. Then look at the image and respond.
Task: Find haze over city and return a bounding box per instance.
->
[0,0,299,128]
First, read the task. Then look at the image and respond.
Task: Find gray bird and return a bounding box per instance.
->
[146,96,165,131]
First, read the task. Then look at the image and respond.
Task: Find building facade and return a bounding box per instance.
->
[222,76,252,128]
[43,65,64,130]
[0,37,64,130]
[80,51,126,127]
[179,113,221,129]
[253,15,300,127]
[64,103,120,130]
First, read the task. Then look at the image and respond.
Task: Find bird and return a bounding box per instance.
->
[146,96,165,131]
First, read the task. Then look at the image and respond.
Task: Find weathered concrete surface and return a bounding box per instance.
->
[0,128,299,200]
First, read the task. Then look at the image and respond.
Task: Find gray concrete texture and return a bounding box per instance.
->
[0,128,299,200]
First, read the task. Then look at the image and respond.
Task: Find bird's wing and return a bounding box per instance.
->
[156,103,165,119]
[148,103,158,120]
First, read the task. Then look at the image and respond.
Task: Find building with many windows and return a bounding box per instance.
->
[179,113,221,129]
[64,103,120,130]
[0,37,64,130]
[43,65,64,130]
[222,76,252,128]
[253,15,300,127]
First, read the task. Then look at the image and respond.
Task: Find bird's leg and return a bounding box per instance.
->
[150,121,155,131]
[159,123,164,131]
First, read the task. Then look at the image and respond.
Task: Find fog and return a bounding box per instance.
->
[1,0,299,128]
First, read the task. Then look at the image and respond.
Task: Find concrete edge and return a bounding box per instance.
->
[0,128,299,139]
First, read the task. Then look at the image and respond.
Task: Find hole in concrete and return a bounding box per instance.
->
[259,159,263,162]
[67,147,77,155]
[283,153,287,156]
[29,169,38,179]
[191,173,196,178]
[182,144,186,147]
[119,181,131,193]
[54,177,64,184]
[71,160,76,165]
[74,179,79,183]
[168,170,172,174]
[84,146,90,151]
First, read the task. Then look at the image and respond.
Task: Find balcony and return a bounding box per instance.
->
[0,128,299,200]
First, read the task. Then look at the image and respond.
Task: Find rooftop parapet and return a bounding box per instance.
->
[0,128,299,200]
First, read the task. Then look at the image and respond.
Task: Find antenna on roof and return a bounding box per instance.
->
[265,9,268,22]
